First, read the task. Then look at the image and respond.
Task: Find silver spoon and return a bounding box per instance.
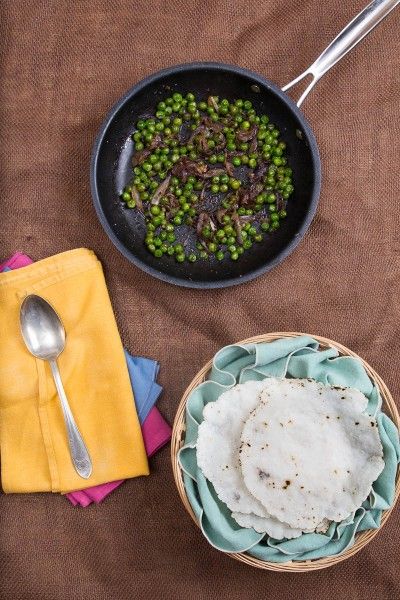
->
[20,294,92,479]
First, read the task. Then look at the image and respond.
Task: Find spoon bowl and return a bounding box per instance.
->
[20,295,65,360]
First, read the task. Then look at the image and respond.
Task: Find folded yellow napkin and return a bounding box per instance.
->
[0,248,149,493]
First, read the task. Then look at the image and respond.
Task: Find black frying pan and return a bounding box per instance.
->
[90,0,397,288]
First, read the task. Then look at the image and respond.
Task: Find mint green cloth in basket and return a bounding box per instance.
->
[178,336,400,562]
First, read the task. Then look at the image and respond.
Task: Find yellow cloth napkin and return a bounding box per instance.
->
[0,248,149,493]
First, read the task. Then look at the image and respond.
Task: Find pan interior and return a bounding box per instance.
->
[92,64,320,287]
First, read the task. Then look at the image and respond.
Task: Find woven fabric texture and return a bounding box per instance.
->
[0,1,399,598]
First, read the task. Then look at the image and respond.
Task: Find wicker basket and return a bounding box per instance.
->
[171,332,400,572]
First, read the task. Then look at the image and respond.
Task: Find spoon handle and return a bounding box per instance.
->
[49,360,93,479]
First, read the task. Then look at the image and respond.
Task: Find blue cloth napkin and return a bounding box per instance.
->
[125,351,162,424]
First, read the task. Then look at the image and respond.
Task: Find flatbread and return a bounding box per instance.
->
[196,380,268,515]
[240,378,384,530]
[231,512,311,539]
[196,379,309,539]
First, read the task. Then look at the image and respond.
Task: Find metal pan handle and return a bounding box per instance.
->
[282,0,399,107]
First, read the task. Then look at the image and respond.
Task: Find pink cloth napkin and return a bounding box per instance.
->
[0,251,32,271]
[1,252,172,506]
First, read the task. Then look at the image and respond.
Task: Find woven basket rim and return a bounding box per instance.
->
[171,332,400,572]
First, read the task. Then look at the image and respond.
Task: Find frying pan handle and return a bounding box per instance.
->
[282,0,399,107]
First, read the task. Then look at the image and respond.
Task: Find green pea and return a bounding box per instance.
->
[150,205,161,215]
[122,191,131,202]
[231,251,239,260]
[232,156,241,167]
[211,184,220,194]
[216,250,224,261]
[208,242,217,253]
[220,184,228,193]
[176,253,185,263]
[217,154,225,163]
[209,155,217,164]
[248,226,257,237]
[230,179,241,190]
[173,216,182,225]
[248,158,257,169]
[224,224,234,235]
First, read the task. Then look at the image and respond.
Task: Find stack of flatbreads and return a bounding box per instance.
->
[196,378,384,540]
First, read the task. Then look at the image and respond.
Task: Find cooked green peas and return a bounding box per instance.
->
[248,158,257,169]
[128,92,293,262]
[230,179,241,190]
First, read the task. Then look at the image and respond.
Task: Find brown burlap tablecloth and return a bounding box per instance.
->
[1,1,399,598]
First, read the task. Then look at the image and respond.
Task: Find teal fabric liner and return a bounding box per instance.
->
[178,336,400,562]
